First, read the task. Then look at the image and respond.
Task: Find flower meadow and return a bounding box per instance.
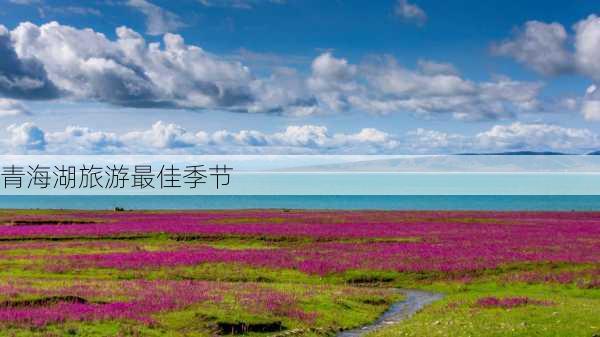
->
[11,210,598,274]
[0,209,598,336]
[474,296,554,309]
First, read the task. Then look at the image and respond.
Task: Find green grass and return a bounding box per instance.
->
[368,282,600,337]
[0,211,597,337]
[0,282,401,337]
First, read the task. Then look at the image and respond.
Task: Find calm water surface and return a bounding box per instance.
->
[0,195,599,210]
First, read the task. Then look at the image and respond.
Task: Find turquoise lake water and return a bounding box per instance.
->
[1,195,599,210]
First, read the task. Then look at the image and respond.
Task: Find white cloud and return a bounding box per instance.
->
[207,125,398,153]
[0,24,59,100]
[198,0,285,10]
[0,99,30,117]
[2,21,544,121]
[582,100,600,121]
[0,122,399,154]
[1,121,599,154]
[9,22,252,109]
[40,6,102,17]
[237,51,543,120]
[313,54,542,121]
[307,52,358,112]
[494,16,600,121]
[417,59,459,76]
[496,15,600,81]
[8,0,41,4]
[406,128,468,153]
[122,121,197,149]
[574,15,600,81]
[271,125,331,148]
[127,0,183,36]
[46,126,122,153]
[364,56,475,97]
[582,84,600,121]
[311,53,357,82]
[474,122,598,151]
[559,97,579,111]
[406,122,600,153]
[573,14,600,121]
[492,21,573,75]
[247,67,318,115]
[394,0,427,26]
[6,122,46,151]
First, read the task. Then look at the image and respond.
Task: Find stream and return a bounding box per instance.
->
[336,289,443,337]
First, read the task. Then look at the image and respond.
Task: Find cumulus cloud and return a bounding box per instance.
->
[9,22,254,109]
[559,97,579,111]
[494,16,600,79]
[321,54,542,121]
[127,0,183,36]
[365,57,474,97]
[122,121,197,149]
[205,125,399,154]
[574,15,600,81]
[46,126,122,153]
[247,67,318,115]
[492,21,573,76]
[307,52,358,112]
[582,100,600,121]
[3,121,598,155]
[582,84,600,121]
[573,15,600,121]
[494,15,600,121]
[394,0,427,26]
[148,122,599,153]
[417,59,460,76]
[6,122,46,151]
[0,122,400,154]
[407,122,600,153]
[273,125,398,151]
[0,99,30,117]
[406,128,468,153]
[305,53,539,121]
[474,122,598,151]
[0,25,59,100]
[1,21,544,121]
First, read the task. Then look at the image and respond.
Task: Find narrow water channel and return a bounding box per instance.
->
[336,290,443,337]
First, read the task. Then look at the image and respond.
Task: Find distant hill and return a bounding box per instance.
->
[588,151,600,155]
[457,151,569,155]
[275,154,600,172]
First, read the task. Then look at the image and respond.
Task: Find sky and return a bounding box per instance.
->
[0,0,600,154]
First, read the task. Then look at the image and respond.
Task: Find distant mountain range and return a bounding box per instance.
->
[458,151,570,155]
[275,153,600,172]
[467,150,600,155]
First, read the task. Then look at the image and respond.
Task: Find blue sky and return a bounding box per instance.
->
[1,0,600,154]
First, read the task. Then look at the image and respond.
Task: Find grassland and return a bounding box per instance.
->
[0,209,597,337]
